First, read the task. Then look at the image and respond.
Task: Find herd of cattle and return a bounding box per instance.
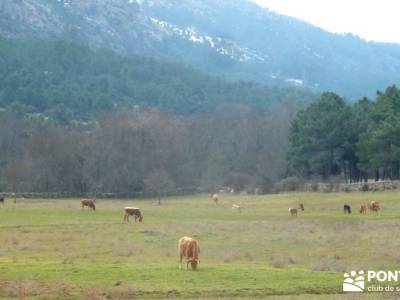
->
[288,201,380,217]
[343,201,380,214]
[0,194,383,271]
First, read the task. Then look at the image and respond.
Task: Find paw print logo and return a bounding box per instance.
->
[343,270,365,292]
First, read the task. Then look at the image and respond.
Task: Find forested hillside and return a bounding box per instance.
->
[0,36,314,123]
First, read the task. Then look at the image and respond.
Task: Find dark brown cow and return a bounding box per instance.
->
[81,199,96,211]
[178,236,200,270]
[344,204,351,214]
[289,208,298,217]
[123,207,143,223]
[0,197,4,205]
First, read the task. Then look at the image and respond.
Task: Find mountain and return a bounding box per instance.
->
[1,0,400,99]
[0,36,314,123]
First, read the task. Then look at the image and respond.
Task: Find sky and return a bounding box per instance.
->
[252,0,400,44]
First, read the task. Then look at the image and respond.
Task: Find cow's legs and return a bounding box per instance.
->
[179,254,183,269]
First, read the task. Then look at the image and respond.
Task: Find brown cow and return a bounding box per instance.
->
[289,208,298,217]
[359,204,367,214]
[368,201,380,212]
[123,207,143,223]
[178,236,200,270]
[0,197,4,205]
[211,193,219,205]
[81,199,96,211]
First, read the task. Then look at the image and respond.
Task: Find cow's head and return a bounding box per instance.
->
[188,259,198,270]
[139,214,143,222]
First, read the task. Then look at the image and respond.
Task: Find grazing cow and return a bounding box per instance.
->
[289,208,297,217]
[81,199,96,211]
[178,236,200,270]
[232,204,242,213]
[212,193,219,205]
[359,204,367,214]
[123,207,143,223]
[0,197,4,205]
[344,204,351,214]
[299,203,304,211]
[368,201,380,212]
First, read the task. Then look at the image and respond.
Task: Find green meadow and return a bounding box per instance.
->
[1,192,400,299]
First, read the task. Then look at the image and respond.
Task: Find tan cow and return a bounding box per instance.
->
[81,199,96,211]
[212,193,219,205]
[178,236,200,270]
[359,204,367,214]
[123,207,143,223]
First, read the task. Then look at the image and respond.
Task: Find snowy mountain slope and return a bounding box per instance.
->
[1,0,400,98]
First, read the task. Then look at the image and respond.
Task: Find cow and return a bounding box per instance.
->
[0,197,4,206]
[178,236,200,270]
[232,204,241,213]
[81,199,96,211]
[359,204,367,214]
[368,201,380,212]
[289,208,297,217]
[212,193,219,205]
[299,203,304,211]
[123,207,143,223]
[344,204,351,214]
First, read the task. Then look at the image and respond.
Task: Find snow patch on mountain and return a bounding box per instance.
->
[286,79,304,86]
[149,16,266,62]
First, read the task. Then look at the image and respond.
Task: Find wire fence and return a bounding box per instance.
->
[0,186,210,199]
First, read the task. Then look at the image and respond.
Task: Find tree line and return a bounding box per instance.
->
[2,84,399,195]
[0,103,299,195]
[287,85,400,182]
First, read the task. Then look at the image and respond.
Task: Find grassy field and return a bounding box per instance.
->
[1,192,400,299]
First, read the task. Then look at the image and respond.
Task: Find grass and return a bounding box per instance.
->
[0,192,400,299]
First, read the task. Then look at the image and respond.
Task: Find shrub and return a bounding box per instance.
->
[360,183,369,192]
[310,182,319,192]
[274,177,303,192]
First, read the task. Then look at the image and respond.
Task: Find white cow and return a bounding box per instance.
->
[232,204,242,213]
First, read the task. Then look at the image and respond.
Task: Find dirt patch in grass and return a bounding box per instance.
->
[0,280,75,299]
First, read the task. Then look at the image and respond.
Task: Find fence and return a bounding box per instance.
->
[0,186,209,199]
[304,180,399,193]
